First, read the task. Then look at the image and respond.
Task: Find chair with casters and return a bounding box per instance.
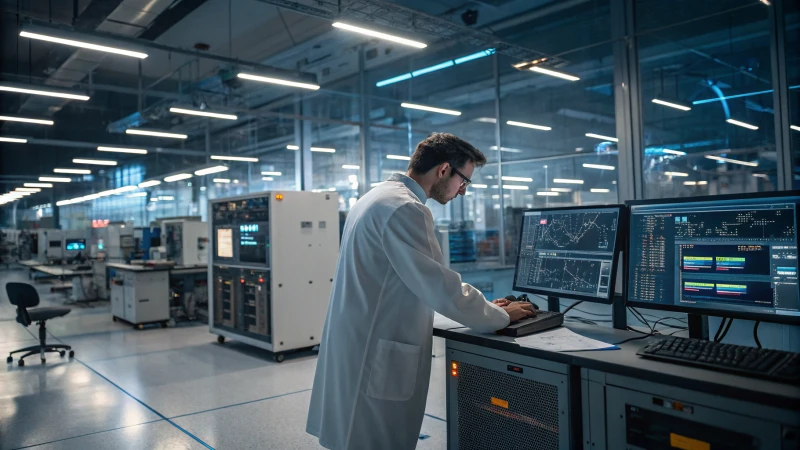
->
[5,282,74,366]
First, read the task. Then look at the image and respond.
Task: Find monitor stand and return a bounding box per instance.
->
[547,296,560,312]
[548,295,629,330]
[687,313,709,340]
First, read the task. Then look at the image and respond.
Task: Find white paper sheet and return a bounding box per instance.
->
[514,327,618,352]
[433,313,467,331]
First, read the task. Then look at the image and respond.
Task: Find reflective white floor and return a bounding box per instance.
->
[0,268,447,449]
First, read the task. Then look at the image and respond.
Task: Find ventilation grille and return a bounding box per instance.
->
[455,362,560,450]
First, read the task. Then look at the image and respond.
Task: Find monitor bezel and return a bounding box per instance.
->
[512,204,626,304]
[625,191,800,325]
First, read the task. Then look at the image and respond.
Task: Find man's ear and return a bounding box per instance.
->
[438,162,450,178]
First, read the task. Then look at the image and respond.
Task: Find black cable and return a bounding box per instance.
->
[628,307,652,332]
[717,318,734,343]
[753,321,762,349]
[613,333,655,345]
[713,317,729,342]
[561,301,583,315]
[626,326,649,335]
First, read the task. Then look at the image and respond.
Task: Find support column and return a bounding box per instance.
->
[770,0,793,191]
[493,53,507,266]
[358,46,370,197]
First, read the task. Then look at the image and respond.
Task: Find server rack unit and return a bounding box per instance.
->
[208,192,339,362]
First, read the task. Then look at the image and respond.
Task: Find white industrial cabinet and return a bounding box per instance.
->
[162,220,208,266]
[110,267,170,328]
[209,191,339,362]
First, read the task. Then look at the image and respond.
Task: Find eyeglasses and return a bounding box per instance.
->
[450,165,472,188]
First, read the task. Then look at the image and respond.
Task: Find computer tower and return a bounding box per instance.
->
[208,192,339,360]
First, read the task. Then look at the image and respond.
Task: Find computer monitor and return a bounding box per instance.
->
[512,205,625,303]
[49,240,61,248]
[65,239,86,251]
[627,192,800,325]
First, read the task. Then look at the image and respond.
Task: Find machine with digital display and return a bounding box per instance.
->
[162,220,207,266]
[36,229,63,262]
[209,192,339,362]
[65,239,86,251]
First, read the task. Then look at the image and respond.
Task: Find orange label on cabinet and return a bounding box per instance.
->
[490,397,509,409]
[670,433,710,450]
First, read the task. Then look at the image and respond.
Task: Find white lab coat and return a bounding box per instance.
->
[307,173,510,450]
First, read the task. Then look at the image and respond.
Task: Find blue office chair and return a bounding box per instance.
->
[5,282,74,366]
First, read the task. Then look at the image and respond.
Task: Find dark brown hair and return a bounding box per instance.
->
[408,132,487,174]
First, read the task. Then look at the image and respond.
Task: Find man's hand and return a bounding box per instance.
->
[502,302,536,322]
[492,298,511,307]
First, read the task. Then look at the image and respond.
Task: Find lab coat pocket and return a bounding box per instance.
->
[367,339,421,401]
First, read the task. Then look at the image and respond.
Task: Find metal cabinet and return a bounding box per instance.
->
[111,269,170,327]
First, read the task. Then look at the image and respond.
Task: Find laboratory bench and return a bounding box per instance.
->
[433,321,800,449]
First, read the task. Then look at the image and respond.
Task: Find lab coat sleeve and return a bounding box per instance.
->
[382,202,510,333]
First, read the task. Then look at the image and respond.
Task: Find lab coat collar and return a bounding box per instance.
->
[387,173,428,204]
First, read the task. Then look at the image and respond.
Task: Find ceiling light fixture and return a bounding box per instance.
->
[507,120,551,131]
[54,168,91,174]
[286,145,300,150]
[342,165,360,170]
[310,147,336,153]
[475,117,497,124]
[138,180,161,188]
[72,158,117,166]
[261,171,282,176]
[665,171,689,177]
[501,176,533,182]
[553,178,584,184]
[237,73,320,90]
[194,166,229,176]
[126,129,188,139]
[652,98,691,111]
[502,185,529,190]
[262,177,274,181]
[704,155,758,167]
[0,137,27,143]
[0,84,89,101]
[471,184,488,189]
[537,191,559,196]
[332,22,427,48]
[791,125,800,132]
[386,154,411,161]
[726,118,758,130]
[39,176,71,182]
[585,133,618,142]
[662,149,686,156]
[529,66,580,81]
[169,107,238,120]
[582,163,616,170]
[164,173,193,182]
[19,31,148,58]
[489,146,522,153]
[210,155,259,162]
[25,183,52,188]
[97,146,147,154]
[590,188,610,193]
[401,103,461,116]
[15,188,40,192]
[214,178,231,183]
[549,188,572,192]
[0,115,53,125]
[127,192,148,197]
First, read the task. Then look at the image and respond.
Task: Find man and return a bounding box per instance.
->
[307,133,536,449]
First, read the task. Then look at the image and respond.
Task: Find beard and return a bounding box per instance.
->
[430,176,453,205]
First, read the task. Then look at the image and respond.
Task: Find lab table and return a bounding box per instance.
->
[433,321,800,449]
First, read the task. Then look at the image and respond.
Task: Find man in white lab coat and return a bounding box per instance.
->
[307,133,536,449]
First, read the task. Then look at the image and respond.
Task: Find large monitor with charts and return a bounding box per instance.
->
[627,192,800,325]
[513,205,625,303]
[65,239,86,251]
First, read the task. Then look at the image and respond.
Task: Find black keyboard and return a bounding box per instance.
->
[638,336,800,383]
[497,311,564,337]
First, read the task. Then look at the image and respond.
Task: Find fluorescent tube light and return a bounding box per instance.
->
[159,196,175,201]
[73,158,117,166]
[401,103,461,116]
[791,125,800,132]
[704,155,758,167]
[342,165,360,170]
[138,180,161,188]
[15,188,40,192]
[411,61,454,77]
[471,184,488,189]
[752,174,769,179]
[585,133,618,142]
[475,117,497,123]
[195,166,229,176]
[502,185,529,190]
[262,177,274,181]
[501,176,533,182]
[386,155,411,160]
[553,178,584,184]
[0,85,89,101]
[454,49,495,64]
[25,183,52,188]
[665,171,689,177]
[0,115,53,125]
[54,168,90,174]
[376,73,412,87]
[0,137,27,143]
[662,149,686,156]
[529,66,580,81]
[169,107,237,120]
[126,129,187,139]
[261,171,282,176]
[652,98,691,111]
[489,146,522,153]
[213,179,231,183]
[127,192,147,197]
[39,177,71,182]
[237,73,320,90]
[507,120,551,131]
[164,173,192,182]
[726,119,758,130]
[550,188,573,192]
[332,22,427,48]
[19,31,148,59]
[590,188,610,193]
[210,155,259,162]
[537,191,559,196]
[311,147,336,153]
[286,145,300,150]
[582,163,616,170]
[97,146,147,154]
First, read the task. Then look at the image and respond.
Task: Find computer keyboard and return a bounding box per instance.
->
[497,310,564,337]
[637,336,800,383]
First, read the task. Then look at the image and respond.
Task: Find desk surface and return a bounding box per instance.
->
[434,321,800,410]
[18,260,40,267]
[106,262,206,273]
[32,266,92,276]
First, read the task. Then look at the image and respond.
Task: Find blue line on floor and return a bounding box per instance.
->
[12,419,165,449]
[169,388,313,420]
[45,332,215,450]
[86,345,203,364]
[425,413,447,423]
